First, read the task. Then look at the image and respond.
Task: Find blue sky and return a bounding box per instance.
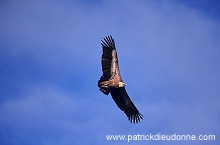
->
[0,0,220,145]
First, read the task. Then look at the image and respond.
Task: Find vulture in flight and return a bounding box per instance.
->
[98,35,143,123]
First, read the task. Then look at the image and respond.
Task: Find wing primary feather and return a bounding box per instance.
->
[101,40,108,47]
[101,35,115,48]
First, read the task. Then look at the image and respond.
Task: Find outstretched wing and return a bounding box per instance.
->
[110,87,143,123]
[100,35,121,81]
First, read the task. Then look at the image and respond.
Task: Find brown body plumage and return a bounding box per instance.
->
[98,35,143,123]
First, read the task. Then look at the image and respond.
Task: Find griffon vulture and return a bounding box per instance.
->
[98,35,143,123]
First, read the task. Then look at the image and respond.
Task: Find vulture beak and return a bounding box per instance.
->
[119,82,127,87]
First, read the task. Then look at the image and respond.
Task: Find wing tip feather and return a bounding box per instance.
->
[128,112,143,124]
[101,35,115,48]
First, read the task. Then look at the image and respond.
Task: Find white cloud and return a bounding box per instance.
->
[0,83,102,144]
